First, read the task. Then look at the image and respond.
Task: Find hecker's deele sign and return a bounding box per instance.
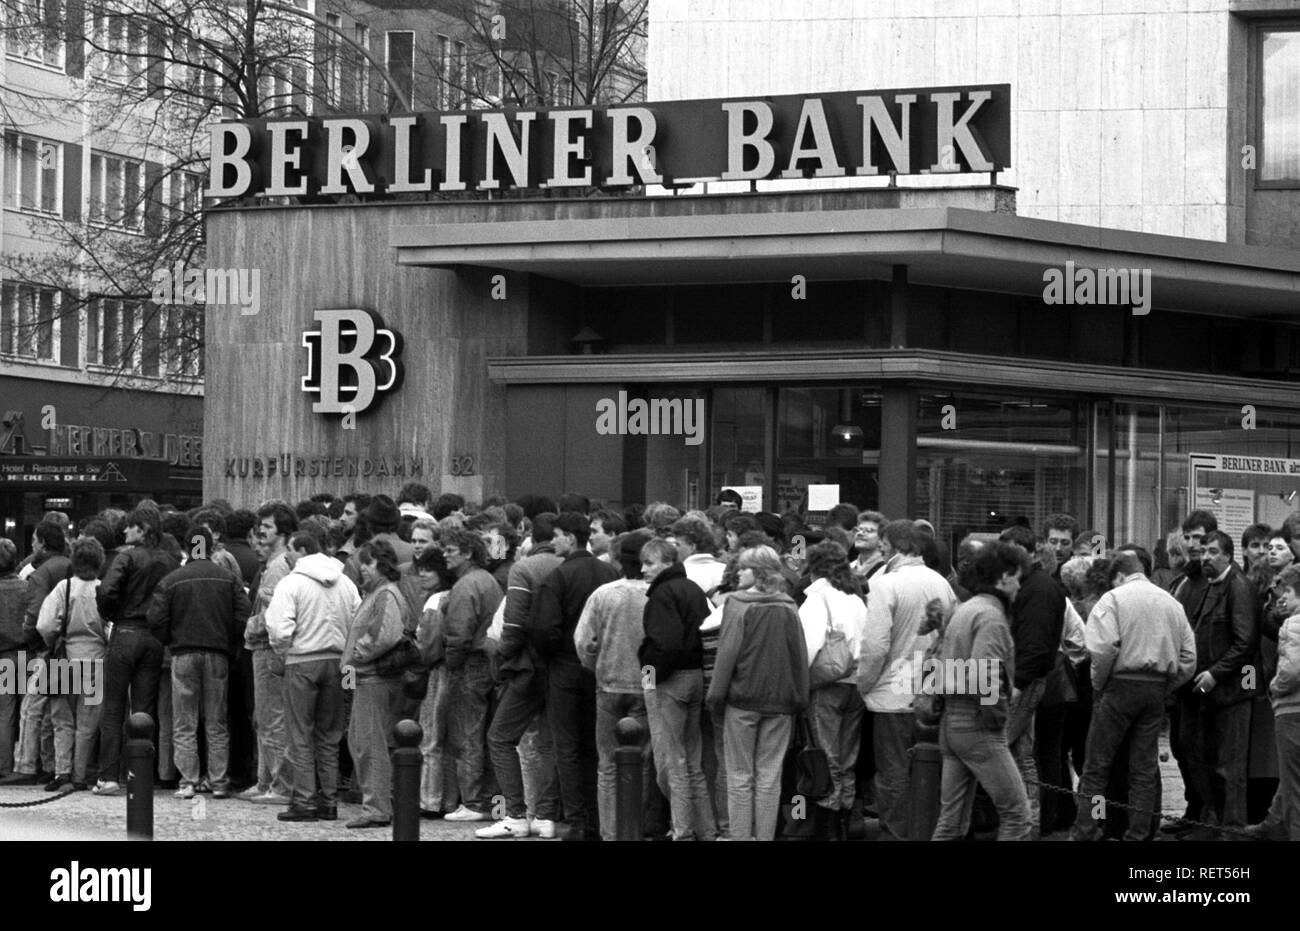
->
[301,309,403,415]
[207,85,1011,200]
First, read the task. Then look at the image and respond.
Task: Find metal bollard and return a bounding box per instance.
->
[614,716,645,842]
[906,719,942,842]
[125,712,155,840]
[392,719,423,842]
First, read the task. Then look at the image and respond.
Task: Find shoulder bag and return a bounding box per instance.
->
[809,589,855,690]
[792,713,834,800]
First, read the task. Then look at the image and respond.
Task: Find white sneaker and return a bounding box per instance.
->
[92,780,121,796]
[475,817,531,839]
[443,804,489,822]
[531,818,557,838]
[251,790,290,806]
[174,784,196,799]
[237,785,266,801]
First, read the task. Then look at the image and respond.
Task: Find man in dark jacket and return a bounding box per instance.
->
[1178,530,1259,838]
[638,537,715,841]
[93,507,179,794]
[148,526,251,800]
[478,515,563,838]
[528,512,618,841]
[0,540,25,779]
[999,525,1066,840]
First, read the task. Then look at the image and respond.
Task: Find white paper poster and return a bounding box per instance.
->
[723,485,763,513]
[807,484,841,511]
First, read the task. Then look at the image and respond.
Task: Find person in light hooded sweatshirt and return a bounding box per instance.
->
[266,532,360,824]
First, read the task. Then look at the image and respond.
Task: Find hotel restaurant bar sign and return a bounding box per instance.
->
[207,85,1011,200]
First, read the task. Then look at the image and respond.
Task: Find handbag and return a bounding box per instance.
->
[373,632,423,677]
[47,568,73,663]
[793,714,833,800]
[809,590,855,689]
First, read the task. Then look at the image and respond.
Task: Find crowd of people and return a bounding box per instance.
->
[0,483,1296,841]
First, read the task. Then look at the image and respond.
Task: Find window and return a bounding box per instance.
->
[3,134,62,216]
[168,170,201,217]
[453,41,466,108]
[92,6,146,85]
[386,31,414,110]
[545,71,560,106]
[469,63,487,106]
[436,34,450,108]
[86,296,140,370]
[0,283,59,362]
[1260,26,1300,183]
[352,24,369,110]
[164,305,203,378]
[324,13,341,107]
[88,152,145,231]
[9,0,65,70]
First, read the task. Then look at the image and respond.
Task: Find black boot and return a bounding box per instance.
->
[812,806,835,842]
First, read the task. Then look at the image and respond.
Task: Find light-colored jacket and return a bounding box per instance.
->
[1271,613,1300,717]
[1086,574,1196,692]
[574,578,648,694]
[858,555,957,713]
[682,554,726,597]
[245,551,292,651]
[799,577,866,686]
[37,577,107,661]
[265,554,361,664]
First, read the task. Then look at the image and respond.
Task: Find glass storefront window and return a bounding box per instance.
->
[775,387,881,513]
[916,393,1088,550]
[638,387,706,510]
[711,387,769,510]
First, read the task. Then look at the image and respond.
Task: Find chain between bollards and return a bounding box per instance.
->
[392,718,423,842]
[614,716,645,842]
[125,712,155,840]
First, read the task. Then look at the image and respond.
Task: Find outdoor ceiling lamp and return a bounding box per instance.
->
[831,389,863,456]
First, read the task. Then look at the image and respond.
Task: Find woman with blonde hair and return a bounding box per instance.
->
[705,545,809,840]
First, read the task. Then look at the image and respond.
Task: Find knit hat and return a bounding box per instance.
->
[619,529,654,563]
[365,494,402,533]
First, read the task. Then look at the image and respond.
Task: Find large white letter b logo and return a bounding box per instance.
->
[302,309,402,415]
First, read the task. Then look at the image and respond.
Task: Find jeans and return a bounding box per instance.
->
[723,705,792,841]
[1072,679,1166,841]
[932,705,1030,840]
[595,690,650,841]
[418,664,456,812]
[699,702,730,836]
[0,649,19,774]
[157,653,177,781]
[1264,713,1300,840]
[171,652,230,791]
[1179,695,1251,827]
[547,655,599,836]
[1007,676,1047,835]
[49,659,102,783]
[98,627,163,783]
[282,658,346,809]
[251,647,290,795]
[644,669,715,840]
[872,711,916,838]
[487,669,559,819]
[810,683,865,811]
[519,715,558,820]
[15,661,53,775]
[446,653,494,812]
[349,675,402,821]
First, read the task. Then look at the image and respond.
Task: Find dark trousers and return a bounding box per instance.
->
[228,647,256,788]
[1073,679,1166,841]
[282,658,346,809]
[1167,699,1203,819]
[97,626,163,783]
[1179,696,1251,827]
[487,670,559,820]
[546,655,599,837]
[1035,700,1070,831]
